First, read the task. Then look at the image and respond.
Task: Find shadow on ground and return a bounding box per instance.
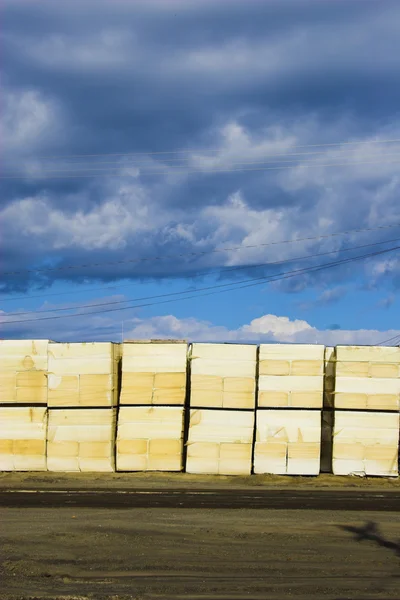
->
[340,521,400,559]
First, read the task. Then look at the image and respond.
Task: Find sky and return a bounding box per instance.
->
[2,0,400,345]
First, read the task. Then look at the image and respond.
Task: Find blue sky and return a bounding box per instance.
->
[2,0,400,344]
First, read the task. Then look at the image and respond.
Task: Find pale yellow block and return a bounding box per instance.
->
[336,361,369,377]
[287,442,320,460]
[190,390,223,408]
[256,410,321,444]
[15,386,47,404]
[219,442,252,460]
[0,439,13,453]
[254,441,287,458]
[259,360,290,376]
[13,439,45,455]
[13,455,46,471]
[154,372,186,390]
[290,392,323,409]
[259,375,323,393]
[186,442,220,459]
[79,457,114,472]
[79,441,111,459]
[0,340,49,372]
[258,391,289,408]
[117,455,148,471]
[191,343,256,363]
[152,387,186,405]
[46,456,80,471]
[117,439,148,455]
[185,457,219,474]
[120,389,153,405]
[369,363,399,378]
[223,377,255,393]
[16,371,47,388]
[335,393,368,409]
[332,458,365,476]
[363,460,398,477]
[47,441,79,457]
[147,455,182,471]
[48,390,80,407]
[122,372,154,390]
[259,344,324,361]
[191,374,224,391]
[332,443,365,461]
[363,446,398,461]
[218,459,251,475]
[0,455,14,470]
[287,457,320,476]
[48,375,79,391]
[188,409,254,443]
[336,345,400,363]
[366,395,399,411]
[335,376,400,395]
[149,438,182,455]
[79,374,112,389]
[222,391,255,410]
[291,360,323,376]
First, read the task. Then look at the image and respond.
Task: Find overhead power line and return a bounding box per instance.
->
[3,243,400,326]
[3,222,400,278]
[3,156,400,180]
[5,149,400,174]
[5,236,400,318]
[5,136,400,161]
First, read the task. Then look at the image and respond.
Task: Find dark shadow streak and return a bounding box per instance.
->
[340,521,400,558]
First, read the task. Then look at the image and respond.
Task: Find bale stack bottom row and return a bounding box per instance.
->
[0,340,399,476]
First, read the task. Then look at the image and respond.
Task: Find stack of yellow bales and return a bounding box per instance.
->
[0,340,49,471]
[254,344,325,475]
[333,346,400,476]
[116,341,187,471]
[46,342,120,472]
[186,343,257,475]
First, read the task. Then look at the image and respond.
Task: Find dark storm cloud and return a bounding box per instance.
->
[2,0,400,294]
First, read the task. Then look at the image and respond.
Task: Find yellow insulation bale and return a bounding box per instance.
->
[190,343,256,409]
[116,406,184,471]
[0,406,47,471]
[120,341,187,405]
[47,342,121,408]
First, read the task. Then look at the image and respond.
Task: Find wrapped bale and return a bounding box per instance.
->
[120,341,187,406]
[334,346,400,411]
[47,342,121,408]
[186,409,254,475]
[254,409,321,475]
[47,408,117,472]
[258,344,325,409]
[190,343,257,409]
[0,407,47,471]
[116,406,184,471]
[333,411,399,477]
[0,340,49,405]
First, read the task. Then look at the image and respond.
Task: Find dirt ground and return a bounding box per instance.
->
[1,505,399,599]
[1,471,400,491]
[1,474,399,599]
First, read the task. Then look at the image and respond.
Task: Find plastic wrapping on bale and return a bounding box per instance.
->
[0,407,47,471]
[0,340,49,405]
[186,409,254,475]
[258,344,325,409]
[47,342,121,408]
[116,406,184,471]
[47,408,117,472]
[120,341,187,406]
[190,343,257,409]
